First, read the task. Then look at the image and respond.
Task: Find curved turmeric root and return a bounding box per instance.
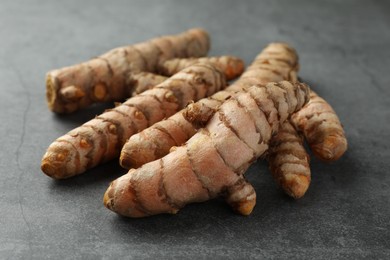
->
[46,28,209,113]
[104,81,310,217]
[158,56,245,80]
[120,42,299,169]
[267,121,311,199]
[291,90,347,161]
[41,63,226,179]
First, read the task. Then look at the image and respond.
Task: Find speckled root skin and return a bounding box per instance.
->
[41,63,226,179]
[120,42,299,169]
[158,56,245,80]
[267,121,311,199]
[104,81,310,218]
[46,28,209,113]
[291,90,347,161]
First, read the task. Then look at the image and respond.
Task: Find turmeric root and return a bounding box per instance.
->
[120,42,299,169]
[46,28,210,113]
[267,121,311,199]
[290,90,347,161]
[104,81,310,217]
[41,63,227,179]
[120,111,198,169]
[128,55,245,96]
[119,42,312,200]
[158,56,245,80]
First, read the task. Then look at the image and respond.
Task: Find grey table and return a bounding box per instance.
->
[1,0,389,259]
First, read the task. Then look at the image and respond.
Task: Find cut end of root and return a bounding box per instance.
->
[45,73,57,111]
[46,73,77,113]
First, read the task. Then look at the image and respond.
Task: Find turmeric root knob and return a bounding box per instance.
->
[183,101,216,127]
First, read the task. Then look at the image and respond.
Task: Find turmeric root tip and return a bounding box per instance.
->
[291,91,348,162]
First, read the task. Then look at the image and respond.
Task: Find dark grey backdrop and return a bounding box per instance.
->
[1,0,389,259]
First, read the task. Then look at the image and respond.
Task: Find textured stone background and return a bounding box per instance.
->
[1,0,389,258]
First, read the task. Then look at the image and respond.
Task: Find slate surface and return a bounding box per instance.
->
[1,0,389,259]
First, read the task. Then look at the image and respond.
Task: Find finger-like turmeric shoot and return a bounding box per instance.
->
[46,28,210,113]
[41,63,228,179]
[267,121,311,199]
[158,56,245,80]
[104,81,310,218]
[291,90,347,161]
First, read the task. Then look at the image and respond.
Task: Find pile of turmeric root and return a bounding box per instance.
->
[41,28,347,218]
